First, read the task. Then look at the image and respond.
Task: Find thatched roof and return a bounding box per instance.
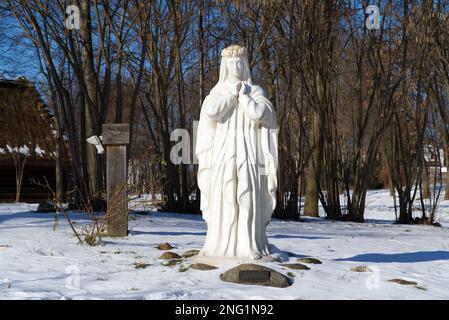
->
[0,78,57,162]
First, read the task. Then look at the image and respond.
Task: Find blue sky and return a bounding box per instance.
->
[0,14,43,82]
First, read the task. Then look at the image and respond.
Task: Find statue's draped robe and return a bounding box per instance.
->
[196,81,278,258]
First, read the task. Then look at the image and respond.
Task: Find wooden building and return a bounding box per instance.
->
[424,146,447,184]
[0,78,63,202]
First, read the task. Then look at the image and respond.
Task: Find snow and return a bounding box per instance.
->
[18,145,30,156]
[34,145,46,157]
[1,189,449,300]
[2,145,37,157]
[6,145,17,153]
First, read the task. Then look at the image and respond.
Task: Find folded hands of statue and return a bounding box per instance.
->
[230,81,250,99]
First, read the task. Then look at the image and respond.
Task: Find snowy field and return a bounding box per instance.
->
[1,189,449,300]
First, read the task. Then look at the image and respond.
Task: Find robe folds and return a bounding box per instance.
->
[196,80,278,259]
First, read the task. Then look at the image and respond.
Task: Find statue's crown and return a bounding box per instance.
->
[221,45,248,58]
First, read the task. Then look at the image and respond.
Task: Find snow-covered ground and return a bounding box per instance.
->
[1,189,449,300]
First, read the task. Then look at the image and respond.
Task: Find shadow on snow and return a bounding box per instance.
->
[336,250,449,263]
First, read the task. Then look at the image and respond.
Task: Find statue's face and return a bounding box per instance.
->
[226,57,244,80]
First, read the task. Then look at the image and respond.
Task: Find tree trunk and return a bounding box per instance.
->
[304,110,320,217]
[422,164,430,199]
[55,130,64,202]
[172,0,188,211]
[80,0,102,198]
[194,0,205,213]
[14,156,26,203]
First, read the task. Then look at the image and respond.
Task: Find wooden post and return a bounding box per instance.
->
[102,124,129,237]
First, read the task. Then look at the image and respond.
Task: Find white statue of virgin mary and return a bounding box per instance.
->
[195,45,278,260]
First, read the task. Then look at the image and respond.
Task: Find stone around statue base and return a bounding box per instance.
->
[190,263,218,271]
[220,263,292,288]
[36,201,56,213]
